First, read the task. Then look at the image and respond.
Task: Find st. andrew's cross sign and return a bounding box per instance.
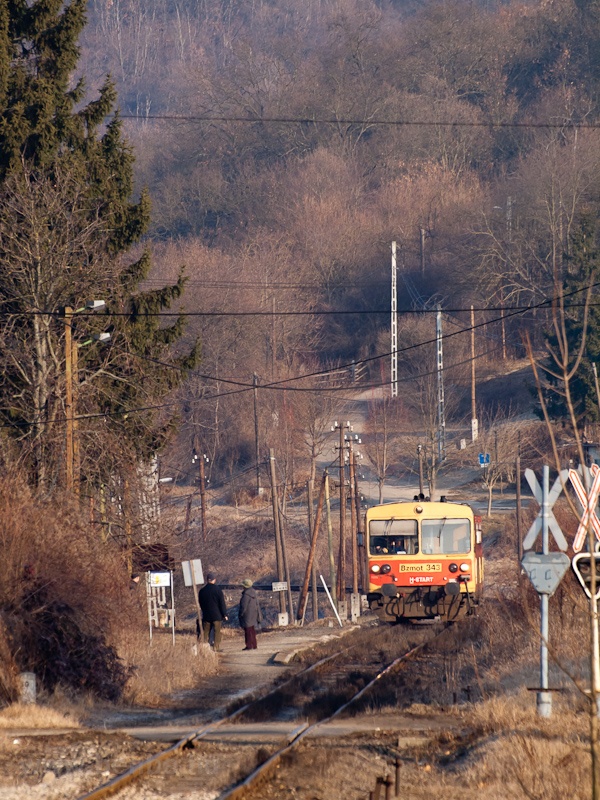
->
[522,468,569,552]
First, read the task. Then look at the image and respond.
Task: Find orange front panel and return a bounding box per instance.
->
[368,557,475,592]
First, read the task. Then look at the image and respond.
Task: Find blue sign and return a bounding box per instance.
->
[478,453,490,467]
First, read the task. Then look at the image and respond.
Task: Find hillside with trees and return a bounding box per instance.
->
[0,0,599,699]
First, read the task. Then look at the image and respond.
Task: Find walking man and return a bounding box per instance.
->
[239,579,262,650]
[198,573,228,652]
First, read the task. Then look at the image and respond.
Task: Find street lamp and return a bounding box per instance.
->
[62,301,110,493]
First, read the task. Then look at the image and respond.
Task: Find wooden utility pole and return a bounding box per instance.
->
[325,471,336,599]
[306,480,319,622]
[64,307,74,491]
[269,449,286,616]
[71,335,81,496]
[297,473,326,620]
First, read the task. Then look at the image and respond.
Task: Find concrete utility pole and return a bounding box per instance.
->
[306,479,319,622]
[333,421,352,610]
[253,373,261,495]
[348,438,360,595]
[471,305,478,442]
[391,242,398,398]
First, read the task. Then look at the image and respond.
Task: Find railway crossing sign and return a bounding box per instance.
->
[521,551,571,596]
[572,553,600,600]
[569,464,600,552]
[522,468,569,552]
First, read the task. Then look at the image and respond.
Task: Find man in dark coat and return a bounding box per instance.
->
[239,579,262,650]
[198,573,228,652]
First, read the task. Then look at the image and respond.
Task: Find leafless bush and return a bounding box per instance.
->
[0,474,141,703]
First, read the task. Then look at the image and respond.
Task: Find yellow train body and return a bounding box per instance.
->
[365,499,483,622]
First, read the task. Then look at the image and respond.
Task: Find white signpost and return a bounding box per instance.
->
[521,466,570,717]
[146,571,175,645]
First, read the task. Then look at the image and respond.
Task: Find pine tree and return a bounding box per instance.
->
[0,1,198,487]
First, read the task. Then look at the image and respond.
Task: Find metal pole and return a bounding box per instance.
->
[319,574,343,627]
[436,306,446,463]
[537,464,552,717]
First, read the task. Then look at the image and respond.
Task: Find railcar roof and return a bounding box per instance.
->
[366,500,474,519]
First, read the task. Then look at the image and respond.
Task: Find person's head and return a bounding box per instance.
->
[242,578,253,588]
[206,572,216,583]
[131,573,140,583]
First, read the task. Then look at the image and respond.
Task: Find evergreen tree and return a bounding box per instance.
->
[0,0,198,487]
[541,213,600,432]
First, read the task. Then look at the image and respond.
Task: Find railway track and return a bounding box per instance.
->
[77,623,448,800]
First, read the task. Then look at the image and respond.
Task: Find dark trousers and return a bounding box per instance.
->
[243,626,257,649]
[202,619,223,651]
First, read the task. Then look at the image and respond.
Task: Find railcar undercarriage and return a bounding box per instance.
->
[367,584,479,623]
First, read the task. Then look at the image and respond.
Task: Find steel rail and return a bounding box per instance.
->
[217,635,437,800]
[76,643,355,800]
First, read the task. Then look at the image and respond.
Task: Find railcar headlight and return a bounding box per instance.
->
[460,563,470,572]
[380,564,392,574]
[448,563,458,573]
[370,564,381,573]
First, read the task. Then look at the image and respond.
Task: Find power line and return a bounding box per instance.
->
[2,299,600,319]
[119,113,600,130]
[0,279,594,431]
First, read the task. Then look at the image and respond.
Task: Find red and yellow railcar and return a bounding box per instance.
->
[366,498,483,622]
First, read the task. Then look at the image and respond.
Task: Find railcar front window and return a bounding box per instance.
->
[369,519,418,554]
[421,519,471,555]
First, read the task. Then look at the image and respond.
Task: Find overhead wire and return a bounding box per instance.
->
[0,278,593,431]
[118,113,600,130]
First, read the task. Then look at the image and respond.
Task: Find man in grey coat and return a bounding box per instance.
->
[239,579,262,650]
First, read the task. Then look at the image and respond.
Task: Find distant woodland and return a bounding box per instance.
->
[77,0,600,476]
[0,0,599,700]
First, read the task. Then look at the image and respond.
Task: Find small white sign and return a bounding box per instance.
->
[272,581,288,592]
[149,571,171,587]
[182,559,204,587]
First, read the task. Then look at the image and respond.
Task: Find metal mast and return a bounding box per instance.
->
[436,305,446,462]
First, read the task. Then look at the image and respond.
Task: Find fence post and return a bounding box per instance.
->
[395,759,401,797]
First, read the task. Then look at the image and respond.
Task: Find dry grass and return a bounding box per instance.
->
[0,702,80,729]
[118,630,219,706]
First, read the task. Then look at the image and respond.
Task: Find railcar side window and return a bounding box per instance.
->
[421,519,471,555]
[369,519,418,554]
